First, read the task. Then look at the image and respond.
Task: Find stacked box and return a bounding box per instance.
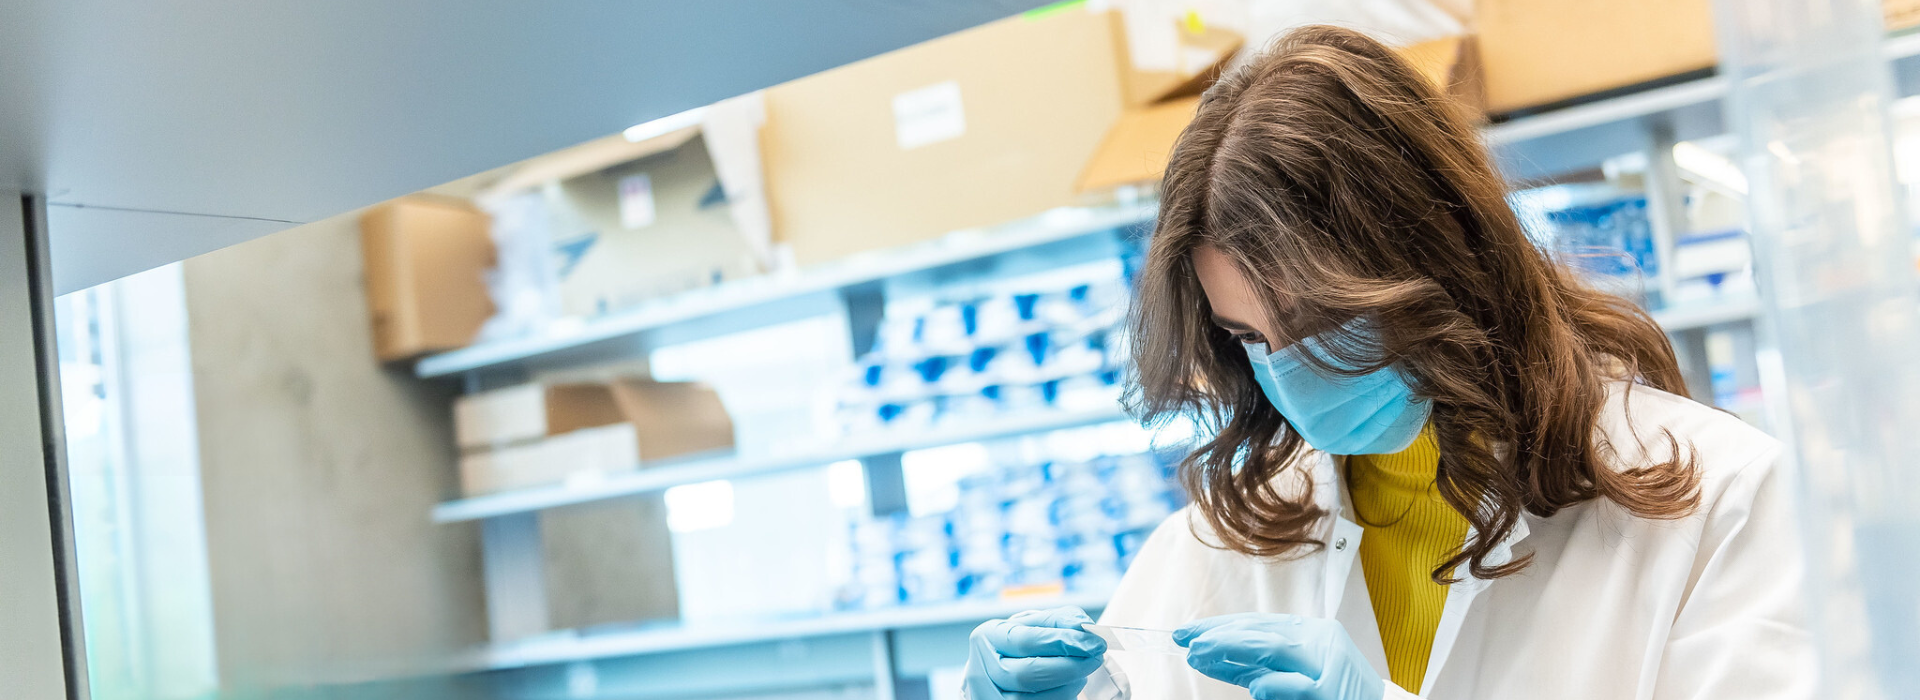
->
[453,379,734,496]
[359,197,497,361]
[760,5,1129,268]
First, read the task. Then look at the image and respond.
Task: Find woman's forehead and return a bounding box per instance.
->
[1192,246,1275,330]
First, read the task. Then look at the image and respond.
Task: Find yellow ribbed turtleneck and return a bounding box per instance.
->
[1347,425,1466,694]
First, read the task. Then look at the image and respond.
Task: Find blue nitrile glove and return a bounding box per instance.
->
[964,607,1108,700]
[1175,613,1385,700]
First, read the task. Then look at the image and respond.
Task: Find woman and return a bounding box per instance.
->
[962,25,1811,700]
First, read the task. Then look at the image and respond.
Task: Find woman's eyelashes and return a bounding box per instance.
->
[1229,330,1267,346]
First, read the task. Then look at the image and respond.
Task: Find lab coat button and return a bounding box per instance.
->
[1334,537,1348,551]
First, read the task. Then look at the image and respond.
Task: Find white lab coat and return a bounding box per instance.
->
[1083,382,1816,699]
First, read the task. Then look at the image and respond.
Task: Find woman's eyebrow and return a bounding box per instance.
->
[1212,313,1258,331]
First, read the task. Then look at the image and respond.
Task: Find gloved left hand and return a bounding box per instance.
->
[1175,613,1385,700]
[964,607,1108,700]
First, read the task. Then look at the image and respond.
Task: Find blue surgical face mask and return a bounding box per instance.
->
[1242,324,1430,455]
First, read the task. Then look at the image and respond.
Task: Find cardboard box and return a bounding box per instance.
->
[1478,0,1917,113]
[1399,35,1484,113]
[1077,96,1203,193]
[459,423,647,495]
[1891,0,1920,30]
[545,135,763,318]
[359,197,497,361]
[1110,10,1243,107]
[455,431,589,495]
[606,378,737,460]
[1476,0,1717,113]
[456,379,735,496]
[1076,36,1478,193]
[454,382,627,450]
[761,5,1127,268]
[474,93,775,326]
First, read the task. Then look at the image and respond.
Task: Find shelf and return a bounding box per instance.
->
[456,590,1113,671]
[433,294,1757,524]
[1489,32,1920,147]
[432,403,1130,523]
[1484,77,1728,148]
[1650,295,1761,332]
[415,202,1158,379]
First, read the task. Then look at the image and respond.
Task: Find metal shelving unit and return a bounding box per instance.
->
[443,198,1159,679]
[433,404,1129,523]
[417,36,1917,693]
[1648,295,1761,332]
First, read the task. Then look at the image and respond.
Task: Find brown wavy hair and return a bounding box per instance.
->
[1127,25,1700,582]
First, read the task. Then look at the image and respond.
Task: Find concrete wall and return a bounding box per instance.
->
[541,497,678,630]
[179,192,686,693]
[182,211,488,689]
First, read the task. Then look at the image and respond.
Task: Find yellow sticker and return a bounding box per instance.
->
[1182,9,1206,35]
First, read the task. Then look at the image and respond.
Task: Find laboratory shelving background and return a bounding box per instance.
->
[413,33,1920,700]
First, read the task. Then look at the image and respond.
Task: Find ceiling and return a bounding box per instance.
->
[0,0,1046,294]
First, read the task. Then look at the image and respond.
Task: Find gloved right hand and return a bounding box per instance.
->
[1175,613,1385,700]
[964,606,1108,700]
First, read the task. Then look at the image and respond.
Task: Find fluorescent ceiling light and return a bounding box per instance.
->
[1673,141,1749,195]
[623,107,707,143]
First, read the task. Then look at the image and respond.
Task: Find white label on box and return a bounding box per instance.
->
[892,81,967,150]
[1119,0,1180,71]
[618,173,656,229]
